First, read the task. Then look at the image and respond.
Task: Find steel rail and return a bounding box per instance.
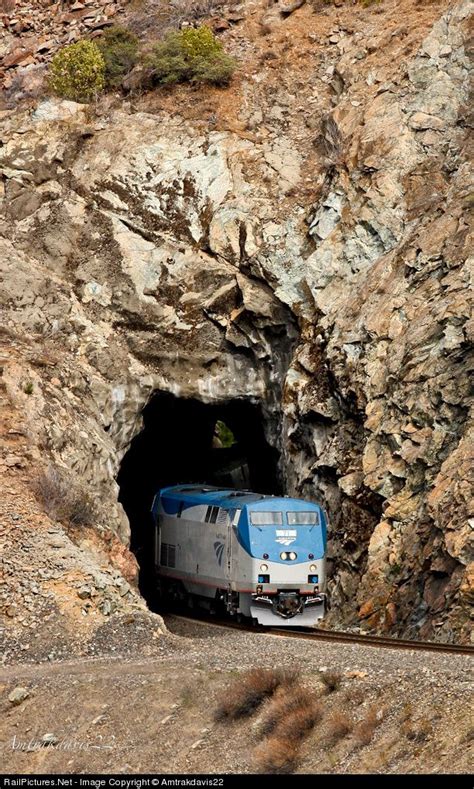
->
[165,612,474,656]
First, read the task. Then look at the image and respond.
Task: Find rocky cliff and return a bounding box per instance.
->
[1,0,472,653]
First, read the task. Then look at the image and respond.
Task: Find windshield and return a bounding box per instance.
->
[250,511,283,525]
[287,511,319,525]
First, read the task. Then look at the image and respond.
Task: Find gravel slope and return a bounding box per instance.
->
[0,615,472,774]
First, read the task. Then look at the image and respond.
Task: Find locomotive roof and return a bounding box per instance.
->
[159,484,321,510]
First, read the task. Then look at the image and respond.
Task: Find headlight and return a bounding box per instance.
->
[309,564,317,572]
[260,563,268,572]
[280,552,288,560]
[289,552,297,561]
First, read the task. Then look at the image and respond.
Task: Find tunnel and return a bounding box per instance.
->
[117,391,282,607]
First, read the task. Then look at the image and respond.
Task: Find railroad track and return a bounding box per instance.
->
[165,612,474,656]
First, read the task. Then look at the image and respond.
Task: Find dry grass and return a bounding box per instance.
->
[258,685,323,738]
[400,701,412,722]
[34,465,96,528]
[353,706,382,746]
[344,686,365,705]
[401,717,433,743]
[320,671,342,693]
[253,682,323,773]
[254,736,299,774]
[214,668,296,721]
[324,710,354,746]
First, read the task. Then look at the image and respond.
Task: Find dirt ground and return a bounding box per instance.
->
[1,616,472,774]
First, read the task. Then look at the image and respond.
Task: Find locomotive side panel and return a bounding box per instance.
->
[158,503,233,600]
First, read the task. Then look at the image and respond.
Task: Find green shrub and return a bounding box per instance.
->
[215,420,236,449]
[97,26,139,89]
[49,40,105,102]
[149,26,236,86]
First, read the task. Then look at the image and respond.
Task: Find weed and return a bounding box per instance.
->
[253,681,322,773]
[354,706,382,746]
[400,701,412,722]
[402,717,433,742]
[254,737,298,773]
[324,710,354,746]
[320,671,342,693]
[180,685,195,707]
[259,685,322,738]
[260,50,278,64]
[23,380,34,395]
[34,465,95,527]
[343,686,365,705]
[254,736,299,773]
[214,668,296,721]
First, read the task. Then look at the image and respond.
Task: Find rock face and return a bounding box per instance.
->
[0,0,472,645]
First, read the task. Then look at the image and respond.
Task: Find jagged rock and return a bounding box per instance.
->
[8,686,30,705]
[0,0,472,646]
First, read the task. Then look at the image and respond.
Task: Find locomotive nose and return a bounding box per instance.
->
[275,591,303,618]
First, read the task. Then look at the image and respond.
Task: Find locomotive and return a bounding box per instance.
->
[151,484,327,626]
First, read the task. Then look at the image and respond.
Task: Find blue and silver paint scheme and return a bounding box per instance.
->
[151,484,327,626]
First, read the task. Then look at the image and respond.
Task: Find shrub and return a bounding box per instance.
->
[34,465,95,527]
[214,668,296,721]
[97,26,139,89]
[23,380,34,395]
[49,40,105,102]
[214,420,236,448]
[254,736,299,774]
[258,685,322,739]
[320,671,342,693]
[324,710,353,746]
[353,707,382,746]
[402,717,433,742]
[254,683,322,772]
[148,26,236,86]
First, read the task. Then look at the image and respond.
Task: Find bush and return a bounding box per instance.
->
[320,671,342,693]
[324,710,354,746]
[214,669,296,721]
[148,26,236,86]
[258,685,322,739]
[253,684,321,773]
[214,420,236,448]
[49,40,105,102]
[34,465,95,528]
[353,707,382,746]
[98,26,139,89]
[254,736,299,774]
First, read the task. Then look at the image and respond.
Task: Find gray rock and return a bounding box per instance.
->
[8,687,30,705]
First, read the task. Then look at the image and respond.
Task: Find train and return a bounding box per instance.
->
[151,484,327,626]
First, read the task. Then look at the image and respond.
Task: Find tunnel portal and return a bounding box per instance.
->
[117,391,282,606]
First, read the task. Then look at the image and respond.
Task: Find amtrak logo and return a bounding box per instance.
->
[275,529,297,547]
[213,541,225,566]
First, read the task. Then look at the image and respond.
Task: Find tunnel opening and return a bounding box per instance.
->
[117,391,282,607]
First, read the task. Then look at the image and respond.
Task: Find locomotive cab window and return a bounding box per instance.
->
[287,511,319,525]
[250,511,283,525]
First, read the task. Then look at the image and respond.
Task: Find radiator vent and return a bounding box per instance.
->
[160,542,176,568]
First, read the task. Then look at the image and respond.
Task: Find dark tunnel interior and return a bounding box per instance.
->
[117,391,282,606]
